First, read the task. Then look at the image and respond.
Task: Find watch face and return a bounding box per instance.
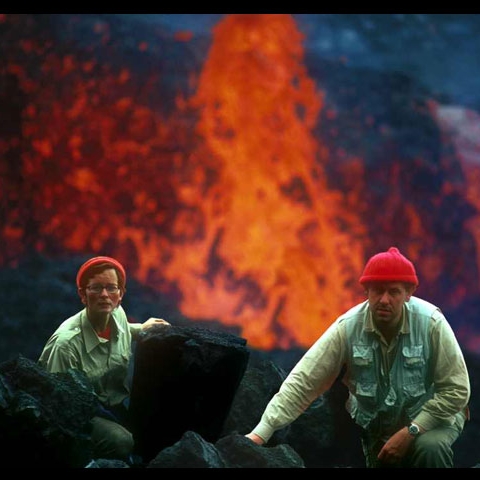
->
[408,424,420,436]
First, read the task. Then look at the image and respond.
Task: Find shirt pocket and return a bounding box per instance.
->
[110,351,130,369]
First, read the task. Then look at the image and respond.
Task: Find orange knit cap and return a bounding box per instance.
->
[359,247,419,286]
[76,256,126,289]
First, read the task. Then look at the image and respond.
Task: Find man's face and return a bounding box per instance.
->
[79,268,124,317]
[366,282,414,328]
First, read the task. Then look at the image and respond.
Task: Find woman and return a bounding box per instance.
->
[39,256,170,462]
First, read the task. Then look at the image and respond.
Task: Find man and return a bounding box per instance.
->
[245,247,470,468]
[38,256,170,462]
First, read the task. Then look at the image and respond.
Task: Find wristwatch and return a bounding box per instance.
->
[407,422,421,437]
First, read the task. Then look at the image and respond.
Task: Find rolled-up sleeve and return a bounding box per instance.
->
[128,322,143,340]
[414,310,471,431]
[251,319,347,443]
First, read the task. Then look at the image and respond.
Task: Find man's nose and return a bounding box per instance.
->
[380,291,390,302]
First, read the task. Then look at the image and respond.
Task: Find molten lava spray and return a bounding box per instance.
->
[157,14,367,349]
[2,13,480,354]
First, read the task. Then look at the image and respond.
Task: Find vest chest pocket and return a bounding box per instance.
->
[352,345,374,366]
[402,344,427,391]
[402,345,425,368]
[352,345,377,401]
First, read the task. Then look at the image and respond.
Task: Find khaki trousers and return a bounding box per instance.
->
[90,415,134,461]
[361,410,467,468]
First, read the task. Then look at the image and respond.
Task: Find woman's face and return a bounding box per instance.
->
[79,268,124,317]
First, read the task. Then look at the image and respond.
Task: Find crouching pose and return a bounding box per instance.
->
[245,247,470,468]
[39,256,170,462]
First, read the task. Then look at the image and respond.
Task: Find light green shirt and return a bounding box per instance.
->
[251,298,471,443]
[38,305,143,407]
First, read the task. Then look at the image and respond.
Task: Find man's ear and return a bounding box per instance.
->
[406,285,417,301]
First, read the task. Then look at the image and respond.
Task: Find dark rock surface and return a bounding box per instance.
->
[452,351,480,468]
[215,432,304,468]
[148,430,305,468]
[0,355,97,468]
[149,430,227,468]
[85,458,130,468]
[129,324,250,462]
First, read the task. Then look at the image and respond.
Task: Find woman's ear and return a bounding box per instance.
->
[78,288,87,305]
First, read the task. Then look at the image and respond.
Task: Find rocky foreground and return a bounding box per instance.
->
[0,325,478,468]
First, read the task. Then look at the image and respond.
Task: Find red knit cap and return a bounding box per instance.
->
[359,247,419,286]
[76,256,126,289]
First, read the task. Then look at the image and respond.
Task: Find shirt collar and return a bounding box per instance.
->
[80,307,125,353]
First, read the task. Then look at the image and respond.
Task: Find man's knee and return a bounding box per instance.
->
[415,433,443,456]
[410,432,454,467]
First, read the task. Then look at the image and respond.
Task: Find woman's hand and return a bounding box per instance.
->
[141,317,171,330]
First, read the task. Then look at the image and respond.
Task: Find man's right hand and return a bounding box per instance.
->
[245,432,265,445]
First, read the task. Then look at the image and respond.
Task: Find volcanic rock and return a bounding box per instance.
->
[0,355,97,468]
[147,430,305,468]
[128,324,250,462]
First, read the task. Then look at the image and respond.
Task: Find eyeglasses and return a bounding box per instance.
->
[86,284,120,294]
